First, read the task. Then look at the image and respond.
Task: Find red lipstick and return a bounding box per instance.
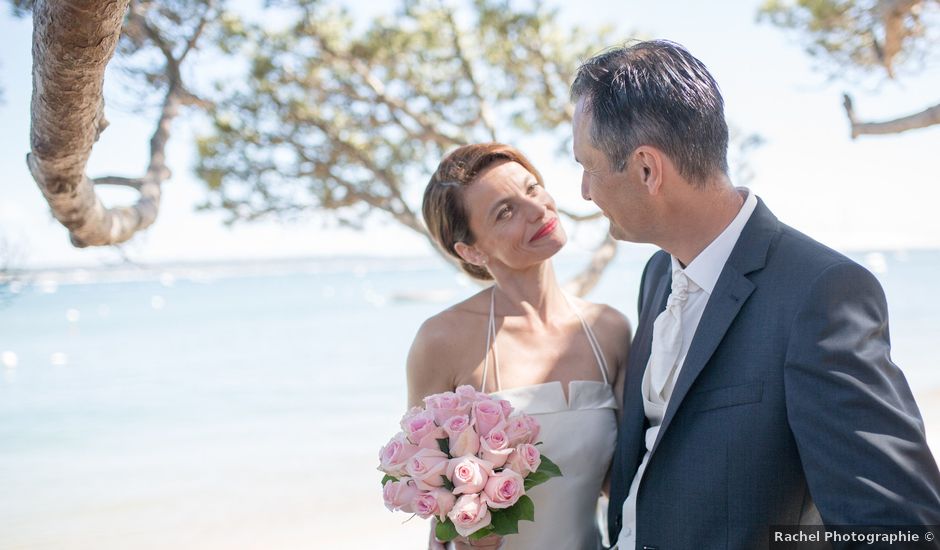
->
[530,219,558,243]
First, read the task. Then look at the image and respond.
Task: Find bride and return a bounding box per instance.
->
[407,143,632,550]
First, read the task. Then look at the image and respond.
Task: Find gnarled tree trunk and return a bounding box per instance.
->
[28,0,160,247]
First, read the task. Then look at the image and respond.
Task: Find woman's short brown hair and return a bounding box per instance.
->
[422,142,544,281]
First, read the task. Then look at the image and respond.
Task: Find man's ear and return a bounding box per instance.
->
[634,146,663,195]
[454,241,487,267]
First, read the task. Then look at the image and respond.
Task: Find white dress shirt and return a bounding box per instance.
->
[615,188,758,550]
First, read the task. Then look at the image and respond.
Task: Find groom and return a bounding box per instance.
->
[570,40,940,549]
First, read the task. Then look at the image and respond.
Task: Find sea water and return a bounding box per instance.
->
[0,249,937,549]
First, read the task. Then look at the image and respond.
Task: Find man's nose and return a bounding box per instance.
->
[581,174,592,201]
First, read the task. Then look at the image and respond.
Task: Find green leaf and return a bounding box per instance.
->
[489,508,521,536]
[436,437,451,455]
[435,518,459,542]
[489,495,537,536]
[380,474,398,486]
[515,494,535,522]
[468,526,496,540]
[524,456,563,489]
[537,455,563,478]
[523,471,550,491]
[522,456,562,491]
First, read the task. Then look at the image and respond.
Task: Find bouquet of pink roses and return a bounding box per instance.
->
[379,385,562,543]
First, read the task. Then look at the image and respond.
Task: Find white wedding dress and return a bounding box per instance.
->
[477,288,618,550]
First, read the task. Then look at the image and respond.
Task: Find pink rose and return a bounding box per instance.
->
[496,398,513,418]
[378,432,419,477]
[399,406,424,430]
[403,409,444,448]
[505,443,541,476]
[424,392,470,425]
[406,448,449,490]
[441,414,470,435]
[413,488,456,521]
[523,414,540,444]
[417,426,447,450]
[447,494,492,537]
[455,385,482,407]
[482,469,525,509]
[505,415,534,447]
[472,399,505,437]
[447,455,493,495]
[443,415,480,457]
[479,428,513,468]
[383,477,419,513]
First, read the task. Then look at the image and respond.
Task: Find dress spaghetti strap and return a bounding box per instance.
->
[480,286,501,392]
[562,294,610,385]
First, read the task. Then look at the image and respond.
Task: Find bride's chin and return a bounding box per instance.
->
[533,238,567,261]
[546,234,568,254]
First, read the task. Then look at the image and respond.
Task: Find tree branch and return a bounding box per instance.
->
[302,115,402,206]
[129,6,181,82]
[315,36,464,148]
[133,2,217,220]
[179,1,214,63]
[177,86,213,109]
[443,7,497,140]
[876,0,922,77]
[523,40,572,123]
[283,131,417,230]
[26,0,211,247]
[27,0,150,247]
[843,93,940,138]
[93,176,144,189]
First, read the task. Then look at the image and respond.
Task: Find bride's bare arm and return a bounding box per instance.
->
[406,317,458,550]
[406,317,459,408]
[408,315,503,550]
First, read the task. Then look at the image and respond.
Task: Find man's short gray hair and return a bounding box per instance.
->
[570,40,729,185]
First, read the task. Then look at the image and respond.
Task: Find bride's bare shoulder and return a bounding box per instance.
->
[571,297,631,333]
[406,288,490,403]
[413,288,491,348]
[573,298,632,383]
[573,298,633,360]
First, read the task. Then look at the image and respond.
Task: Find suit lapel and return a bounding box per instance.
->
[619,256,671,475]
[649,199,779,455]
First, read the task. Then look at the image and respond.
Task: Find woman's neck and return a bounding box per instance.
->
[489,262,568,327]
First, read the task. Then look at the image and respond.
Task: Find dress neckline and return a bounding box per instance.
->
[481,286,611,401]
[490,379,616,414]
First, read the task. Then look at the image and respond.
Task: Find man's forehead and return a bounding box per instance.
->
[574,96,594,120]
[572,100,592,139]
[572,105,595,162]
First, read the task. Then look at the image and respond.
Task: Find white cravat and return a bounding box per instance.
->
[615,188,758,550]
[646,270,696,405]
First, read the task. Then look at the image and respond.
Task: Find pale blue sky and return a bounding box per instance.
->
[1,0,938,269]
